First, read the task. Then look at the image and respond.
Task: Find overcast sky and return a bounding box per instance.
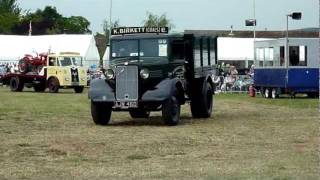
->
[17,0,319,33]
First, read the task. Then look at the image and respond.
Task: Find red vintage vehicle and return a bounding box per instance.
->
[18,53,48,74]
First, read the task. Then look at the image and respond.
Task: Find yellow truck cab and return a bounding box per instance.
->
[45,52,87,93]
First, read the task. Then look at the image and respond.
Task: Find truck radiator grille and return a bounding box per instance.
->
[115,66,138,101]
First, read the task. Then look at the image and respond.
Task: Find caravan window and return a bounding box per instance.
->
[289,46,307,66]
[280,46,285,66]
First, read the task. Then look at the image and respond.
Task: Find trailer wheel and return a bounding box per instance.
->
[162,96,181,126]
[74,86,84,93]
[91,101,112,125]
[10,77,24,92]
[47,78,59,93]
[264,88,271,98]
[271,88,280,99]
[307,92,319,98]
[191,82,213,118]
[34,83,46,92]
[129,110,150,119]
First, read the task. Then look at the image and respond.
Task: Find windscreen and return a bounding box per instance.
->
[111,39,167,58]
[111,40,139,57]
[59,57,82,66]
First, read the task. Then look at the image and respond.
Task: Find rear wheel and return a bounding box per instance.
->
[162,96,180,126]
[129,109,150,119]
[47,78,59,93]
[91,101,112,125]
[74,86,84,93]
[10,77,24,92]
[191,81,213,118]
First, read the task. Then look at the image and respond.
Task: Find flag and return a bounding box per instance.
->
[28,21,32,36]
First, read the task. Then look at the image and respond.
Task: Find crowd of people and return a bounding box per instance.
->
[215,64,255,93]
[0,62,19,73]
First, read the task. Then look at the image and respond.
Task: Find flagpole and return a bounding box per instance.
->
[28,21,32,36]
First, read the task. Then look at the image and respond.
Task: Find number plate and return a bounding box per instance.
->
[114,101,138,109]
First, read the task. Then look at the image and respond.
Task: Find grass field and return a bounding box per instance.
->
[0,87,319,180]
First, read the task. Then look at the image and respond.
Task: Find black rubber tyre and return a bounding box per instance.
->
[47,78,59,93]
[271,88,280,99]
[162,96,181,126]
[33,83,46,92]
[10,77,24,92]
[91,101,112,125]
[264,88,271,98]
[74,86,84,93]
[307,92,318,98]
[129,110,150,119]
[191,82,213,118]
[18,59,29,74]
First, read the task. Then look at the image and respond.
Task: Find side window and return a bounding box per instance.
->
[255,48,264,67]
[171,40,185,60]
[280,46,285,66]
[298,46,307,66]
[289,46,300,66]
[194,38,201,68]
[49,58,55,66]
[264,48,274,67]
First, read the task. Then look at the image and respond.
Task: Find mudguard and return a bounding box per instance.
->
[141,78,182,102]
[88,79,115,102]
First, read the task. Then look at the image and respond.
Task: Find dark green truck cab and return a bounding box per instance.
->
[89,27,217,125]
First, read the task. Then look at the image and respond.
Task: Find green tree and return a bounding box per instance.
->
[63,16,91,34]
[0,0,21,34]
[143,12,174,29]
[103,19,120,44]
[13,6,91,35]
[13,6,63,35]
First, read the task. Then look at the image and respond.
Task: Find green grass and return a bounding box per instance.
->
[0,87,319,180]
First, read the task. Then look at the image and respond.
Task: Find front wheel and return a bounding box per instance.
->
[91,101,112,125]
[74,86,84,93]
[162,96,181,126]
[129,110,150,119]
[47,78,59,93]
[10,77,24,92]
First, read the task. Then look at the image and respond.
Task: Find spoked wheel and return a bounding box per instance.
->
[162,96,181,126]
[129,110,150,119]
[91,101,112,125]
[47,78,59,93]
[191,82,213,118]
[18,59,28,74]
[264,88,271,98]
[10,77,24,92]
[271,88,280,99]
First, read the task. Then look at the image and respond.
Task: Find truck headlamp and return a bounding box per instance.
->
[104,69,115,80]
[140,69,150,79]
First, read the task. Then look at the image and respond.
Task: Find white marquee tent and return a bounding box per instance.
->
[217,37,271,68]
[0,34,100,68]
